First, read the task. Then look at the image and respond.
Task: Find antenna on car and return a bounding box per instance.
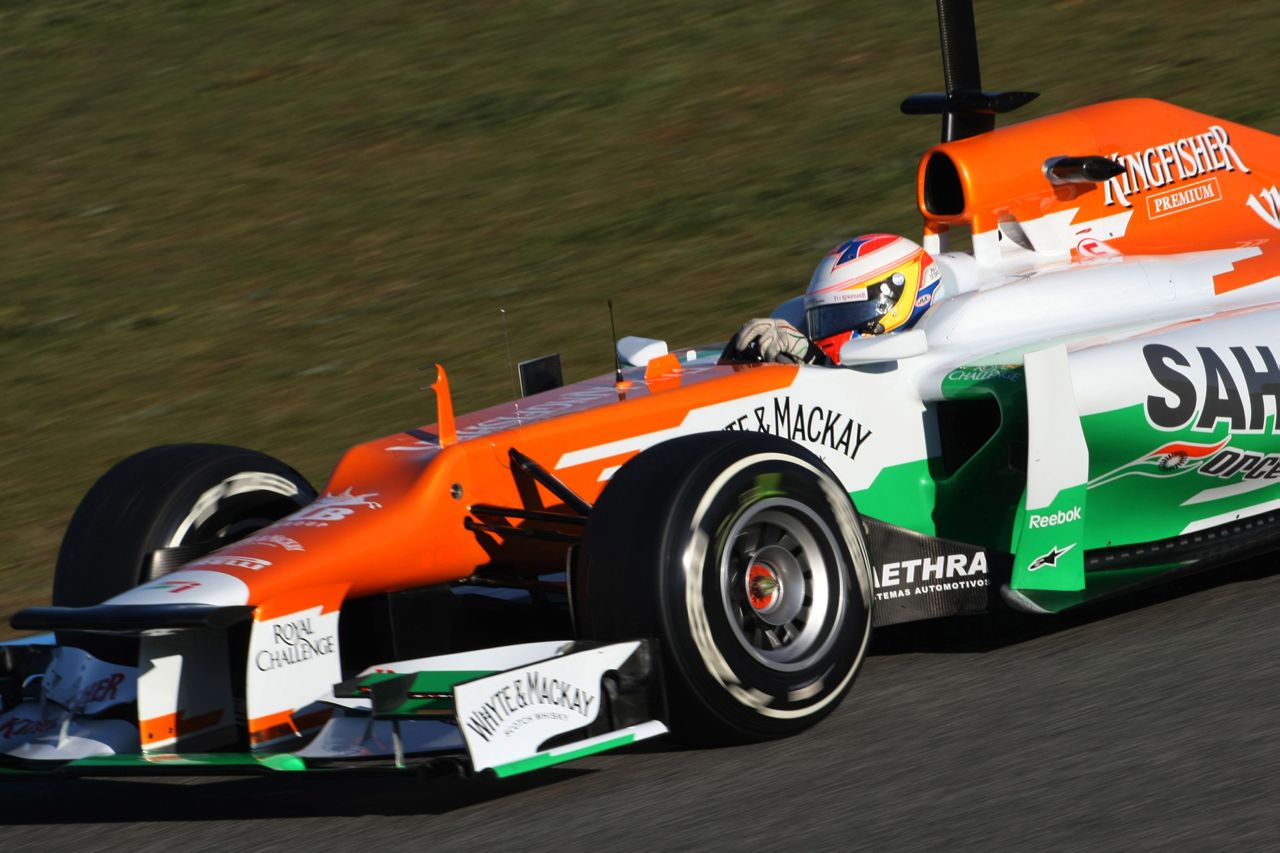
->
[500,308,522,425]
[608,300,632,392]
[899,0,1038,141]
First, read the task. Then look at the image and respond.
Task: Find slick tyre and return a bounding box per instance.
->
[576,432,873,743]
[53,444,316,659]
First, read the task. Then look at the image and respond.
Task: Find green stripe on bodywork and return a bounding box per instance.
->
[346,670,493,691]
[1081,402,1280,548]
[337,669,493,717]
[1012,483,1087,591]
[372,670,494,717]
[849,458,938,536]
[66,752,308,771]
[851,364,1027,552]
[491,733,635,778]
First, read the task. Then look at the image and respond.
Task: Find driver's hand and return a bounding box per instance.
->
[730,318,817,365]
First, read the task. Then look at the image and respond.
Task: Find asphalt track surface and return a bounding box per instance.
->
[2,561,1276,852]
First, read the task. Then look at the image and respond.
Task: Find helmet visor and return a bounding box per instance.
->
[807,274,905,339]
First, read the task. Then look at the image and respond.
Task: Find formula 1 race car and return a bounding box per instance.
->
[3,0,1279,780]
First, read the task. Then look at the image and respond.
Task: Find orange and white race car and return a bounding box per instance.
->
[4,1,1280,779]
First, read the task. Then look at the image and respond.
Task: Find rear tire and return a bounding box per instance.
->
[575,432,873,744]
[53,444,316,659]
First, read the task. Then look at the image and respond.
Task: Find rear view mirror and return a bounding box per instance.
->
[839,329,928,365]
[617,336,669,367]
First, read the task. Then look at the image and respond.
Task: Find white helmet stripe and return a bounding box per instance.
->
[809,246,918,299]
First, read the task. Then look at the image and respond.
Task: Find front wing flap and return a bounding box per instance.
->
[0,639,667,780]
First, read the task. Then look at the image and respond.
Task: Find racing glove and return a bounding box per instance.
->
[728,318,828,365]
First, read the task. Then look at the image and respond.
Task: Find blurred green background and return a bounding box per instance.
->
[3,0,1278,634]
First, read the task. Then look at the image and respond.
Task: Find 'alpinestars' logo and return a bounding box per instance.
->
[1028,543,1077,572]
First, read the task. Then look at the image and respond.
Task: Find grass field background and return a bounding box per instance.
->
[3,0,1278,634]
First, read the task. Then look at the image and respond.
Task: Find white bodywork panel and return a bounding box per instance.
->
[1024,346,1089,511]
[454,641,648,773]
[105,569,250,607]
[137,630,237,752]
[3,718,138,760]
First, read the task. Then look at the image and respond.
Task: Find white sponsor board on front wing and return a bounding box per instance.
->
[454,641,642,773]
[246,605,343,734]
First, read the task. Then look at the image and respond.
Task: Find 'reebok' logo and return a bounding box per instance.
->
[1088,438,1229,489]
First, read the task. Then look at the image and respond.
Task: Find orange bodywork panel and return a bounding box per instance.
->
[188,362,798,606]
[916,98,1280,257]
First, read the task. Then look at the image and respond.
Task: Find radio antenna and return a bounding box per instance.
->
[500,308,522,424]
[607,299,628,390]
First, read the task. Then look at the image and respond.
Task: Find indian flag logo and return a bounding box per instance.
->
[1088,438,1229,489]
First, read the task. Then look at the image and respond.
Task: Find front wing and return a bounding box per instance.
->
[0,638,667,780]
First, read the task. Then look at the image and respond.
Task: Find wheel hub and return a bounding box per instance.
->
[720,500,847,671]
[747,563,782,613]
[742,543,806,628]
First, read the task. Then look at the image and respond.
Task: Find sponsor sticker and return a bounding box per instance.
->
[1103,124,1250,209]
[462,670,597,744]
[1146,177,1221,220]
[239,533,305,552]
[872,551,989,601]
[144,580,203,593]
[184,555,272,571]
[275,488,382,529]
[1091,437,1280,488]
[946,365,1020,383]
[1247,185,1280,230]
[0,712,60,745]
[245,599,344,745]
[1088,438,1228,488]
[1028,543,1076,572]
[253,613,338,673]
[1077,237,1119,257]
[454,643,637,773]
[1143,343,1280,434]
[722,395,872,462]
[1027,507,1082,529]
[40,647,138,715]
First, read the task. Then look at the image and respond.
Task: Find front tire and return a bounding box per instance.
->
[53,443,316,658]
[576,432,873,743]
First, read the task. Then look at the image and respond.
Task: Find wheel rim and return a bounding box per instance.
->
[165,472,307,547]
[148,472,311,580]
[719,498,848,672]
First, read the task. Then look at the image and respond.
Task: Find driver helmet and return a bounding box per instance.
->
[804,234,941,362]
